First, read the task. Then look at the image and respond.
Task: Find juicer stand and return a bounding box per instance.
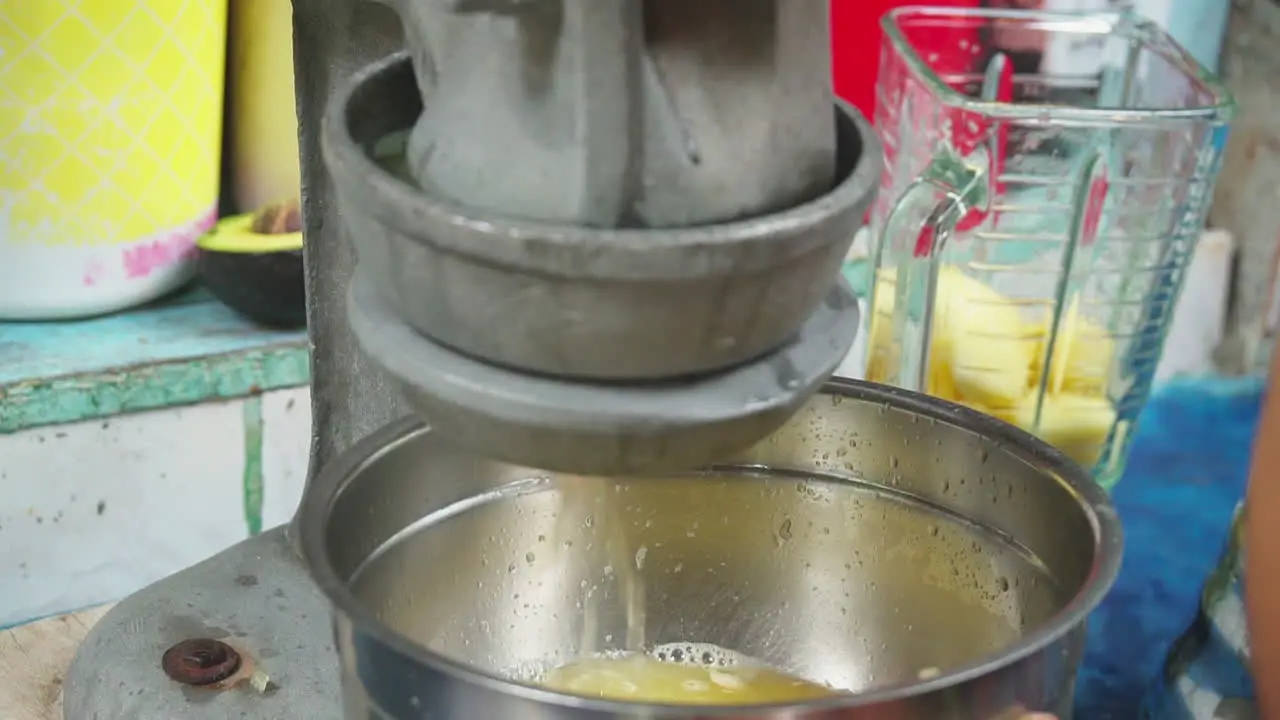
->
[62,6,405,717]
[62,1,875,717]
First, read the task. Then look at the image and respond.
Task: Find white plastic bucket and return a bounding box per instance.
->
[0,1,228,319]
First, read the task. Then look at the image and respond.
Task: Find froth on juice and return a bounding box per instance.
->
[548,477,841,706]
[542,642,841,705]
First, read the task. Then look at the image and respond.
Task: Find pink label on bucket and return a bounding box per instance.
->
[81,258,105,287]
[119,208,216,281]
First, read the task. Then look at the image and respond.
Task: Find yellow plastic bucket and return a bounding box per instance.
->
[0,1,228,319]
[228,0,300,214]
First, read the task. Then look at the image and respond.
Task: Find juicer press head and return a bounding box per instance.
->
[59,4,875,718]
[321,1,882,475]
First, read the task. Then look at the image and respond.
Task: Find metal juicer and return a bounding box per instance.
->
[62,1,877,716]
[63,3,1122,718]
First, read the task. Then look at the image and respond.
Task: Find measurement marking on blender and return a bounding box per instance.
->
[996,173,1190,189]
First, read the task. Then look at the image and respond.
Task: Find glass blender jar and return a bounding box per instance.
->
[865,7,1233,488]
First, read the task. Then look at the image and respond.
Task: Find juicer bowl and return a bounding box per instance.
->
[347,265,860,476]
[300,379,1122,719]
[322,53,880,381]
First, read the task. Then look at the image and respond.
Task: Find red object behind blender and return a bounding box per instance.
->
[832,1,1003,241]
[830,0,982,120]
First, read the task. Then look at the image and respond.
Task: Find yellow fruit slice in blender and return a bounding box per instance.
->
[962,401,1019,426]
[936,267,1034,409]
[1015,392,1117,468]
[865,268,899,385]
[866,267,961,401]
[929,354,960,402]
[1029,294,1115,396]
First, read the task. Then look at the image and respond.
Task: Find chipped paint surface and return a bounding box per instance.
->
[119,211,210,280]
[0,288,309,433]
[0,288,310,626]
[242,395,265,537]
[0,347,309,433]
[0,387,311,628]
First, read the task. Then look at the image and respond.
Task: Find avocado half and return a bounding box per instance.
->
[197,200,306,329]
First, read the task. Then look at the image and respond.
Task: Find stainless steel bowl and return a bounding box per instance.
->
[322,53,880,380]
[300,379,1122,718]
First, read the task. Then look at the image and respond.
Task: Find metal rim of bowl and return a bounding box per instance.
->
[299,377,1124,715]
[320,51,883,280]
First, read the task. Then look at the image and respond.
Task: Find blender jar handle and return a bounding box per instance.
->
[870,145,989,393]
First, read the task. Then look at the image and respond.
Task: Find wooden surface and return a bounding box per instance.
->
[0,606,111,720]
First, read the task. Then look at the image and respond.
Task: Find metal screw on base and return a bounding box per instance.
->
[161,639,242,687]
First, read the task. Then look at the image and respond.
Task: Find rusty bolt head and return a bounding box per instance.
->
[162,639,242,686]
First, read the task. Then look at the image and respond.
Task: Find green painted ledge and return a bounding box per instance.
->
[0,262,872,434]
[0,287,310,433]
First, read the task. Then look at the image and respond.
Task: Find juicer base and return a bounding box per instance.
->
[59,523,1086,719]
[62,527,341,719]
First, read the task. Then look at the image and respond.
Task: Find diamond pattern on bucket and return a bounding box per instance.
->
[0,1,227,246]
